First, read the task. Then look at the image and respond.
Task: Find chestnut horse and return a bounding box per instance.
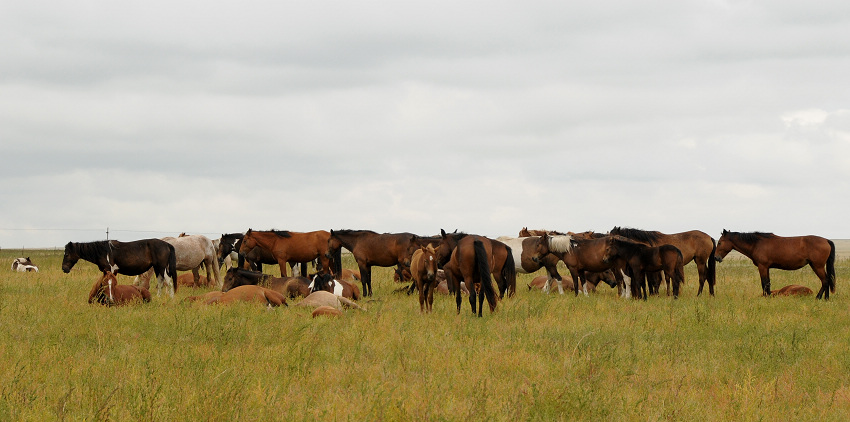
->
[437,230,517,298]
[610,227,716,296]
[63,239,178,297]
[602,236,685,299]
[240,229,332,278]
[715,230,835,300]
[410,245,439,313]
[221,268,312,298]
[443,237,498,317]
[88,272,151,306]
[327,229,419,297]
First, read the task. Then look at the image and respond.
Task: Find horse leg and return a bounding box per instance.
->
[696,261,707,296]
[192,266,201,286]
[426,282,435,313]
[811,262,829,300]
[358,262,372,297]
[757,266,771,297]
[417,279,426,313]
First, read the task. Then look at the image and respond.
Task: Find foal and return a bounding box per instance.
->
[88,272,151,306]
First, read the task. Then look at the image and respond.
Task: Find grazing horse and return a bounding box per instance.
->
[239,229,332,277]
[610,227,716,296]
[499,236,565,294]
[532,234,630,297]
[309,273,361,300]
[63,239,178,297]
[88,272,151,306]
[11,257,38,272]
[602,236,685,299]
[410,245,439,313]
[221,268,312,298]
[136,234,220,289]
[442,236,499,317]
[437,230,517,298]
[326,229,419,297]
[715,230,836,300]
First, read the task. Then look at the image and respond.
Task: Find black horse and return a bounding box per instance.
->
[62,239,178,297]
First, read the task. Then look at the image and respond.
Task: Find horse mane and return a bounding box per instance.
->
[231,268,268,281]
[332,229,378,236]
[268,229,292,238]
[70,240,112,260]
[546,234,575,253]
[729,231,776,244]
[611,227,662,244]
[610,236,646,254]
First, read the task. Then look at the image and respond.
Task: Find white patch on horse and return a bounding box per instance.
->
[547,235,574,253]
[332,279,344,297]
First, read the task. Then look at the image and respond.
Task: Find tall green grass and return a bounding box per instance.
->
[1,249,850,421]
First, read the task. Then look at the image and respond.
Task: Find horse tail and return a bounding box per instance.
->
[474,240,497,312]
[827,239,836,293]
[707,237,717,287]
[676,250,685,286]
[331,247,342,277]
[501,246,517,297]
[168,244,178,293]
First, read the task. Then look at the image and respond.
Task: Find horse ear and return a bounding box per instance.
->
[440,229,447,238]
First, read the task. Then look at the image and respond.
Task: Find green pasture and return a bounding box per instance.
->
[2,248,850,421]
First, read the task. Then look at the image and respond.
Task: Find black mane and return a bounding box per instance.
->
[68,240,112,261]
[611,227,662,244]
[728,231,776,244]
[269,230,292,238]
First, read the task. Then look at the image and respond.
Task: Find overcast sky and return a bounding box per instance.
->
[2,0,850,248]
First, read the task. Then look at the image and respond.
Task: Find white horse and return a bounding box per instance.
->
[11,257,38,272]
[135,234,221,289]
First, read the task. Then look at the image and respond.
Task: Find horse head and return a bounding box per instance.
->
[62,242,80,273]
[89,271,118,304]
[714,229,732,262]
[420,245,437,282]
[310,273,333,293]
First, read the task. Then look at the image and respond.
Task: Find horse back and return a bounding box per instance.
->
[756,235,831,269]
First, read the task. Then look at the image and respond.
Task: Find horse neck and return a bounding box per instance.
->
[726,235,757,258]
[333,231,371,250]
[247,232,279,251]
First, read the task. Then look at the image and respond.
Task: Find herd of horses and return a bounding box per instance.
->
[52,226,838,316]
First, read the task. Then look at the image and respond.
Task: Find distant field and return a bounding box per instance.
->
[2,248,850,420]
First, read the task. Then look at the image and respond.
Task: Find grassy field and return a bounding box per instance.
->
[2,248,850,421]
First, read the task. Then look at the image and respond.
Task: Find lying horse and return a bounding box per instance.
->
[309,273,361,300]
[221,268,312,298]
[295,290,364,311]
[88,272,151,306]
[527,270,617,292]
[11,257,38,272]
[185,285,287,307]
[772,285,814,297]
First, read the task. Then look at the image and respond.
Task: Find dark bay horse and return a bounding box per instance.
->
[602,236,685,299]
[715,230,835,299]
[532,234,630,297]
[410,245,439,313]
[88,272,151,306]
[610,227,716,296]
[437,230,516,298]
[63,239,178,297]
[443,237,498,317]
[240,229,332,277]
[326,229,419,297]
[222,268,312,298]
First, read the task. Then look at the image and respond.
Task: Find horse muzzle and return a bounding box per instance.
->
[714,256,723,263]
[62,266,71,273]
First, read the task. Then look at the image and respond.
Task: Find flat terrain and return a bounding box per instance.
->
[2,248,850,421]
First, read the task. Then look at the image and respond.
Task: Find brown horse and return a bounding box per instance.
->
[186,285,287,307]
[327,229,419,297]
[309,273,361,300]
[771,285,814,297]
[442,236,498,316]
[410,245,439,313]
[240,229,332,277]
[715,230,835,299]
[221,268,312,298]
[499,236,564,294]
[602,236,685,299]
[610,227,716,296]
[532,234,632,297]
[437,230,516,298]
[88,272,151,306]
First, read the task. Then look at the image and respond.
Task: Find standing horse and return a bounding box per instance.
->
[715,230,835,300]
[63,239,178,297]
[136,234,221,289]
[610,227,716,296]
[437,230,516,298]
[410,245,439,313]
[239,229,332,278]
[443,237,498,317]
[88,272,151,306]
[602,236,685,299]
[326,229,419,297]
[532,234,630,297]
[499,236,564,294]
